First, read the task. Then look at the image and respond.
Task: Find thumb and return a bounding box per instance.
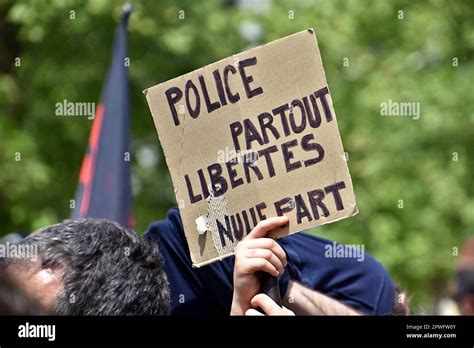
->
[250,293,294,315]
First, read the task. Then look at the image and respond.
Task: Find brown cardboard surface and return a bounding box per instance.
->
[145,29,357,266]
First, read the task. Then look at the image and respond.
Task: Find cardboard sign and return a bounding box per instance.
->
[145,29,357,267]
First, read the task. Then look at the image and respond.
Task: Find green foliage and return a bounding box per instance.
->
[0,0,473,311]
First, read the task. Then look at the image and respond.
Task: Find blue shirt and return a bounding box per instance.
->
[145,208,395,315]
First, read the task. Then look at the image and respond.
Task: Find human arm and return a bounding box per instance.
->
[283,280,361,315]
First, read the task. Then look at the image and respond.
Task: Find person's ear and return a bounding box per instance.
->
[30,267,64,312]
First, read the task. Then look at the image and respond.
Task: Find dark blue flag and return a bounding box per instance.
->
[71,5,134,228]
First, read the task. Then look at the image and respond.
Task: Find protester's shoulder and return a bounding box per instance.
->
[144,207,184,243]
[281,232,388,275]
[279,232,395,314]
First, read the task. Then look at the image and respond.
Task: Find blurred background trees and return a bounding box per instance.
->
[0,0,473,312]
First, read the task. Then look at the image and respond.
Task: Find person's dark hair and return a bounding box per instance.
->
[392,285,410,315]
[452,268,474,301]
[6,218,170,315]
[0,268,45,315]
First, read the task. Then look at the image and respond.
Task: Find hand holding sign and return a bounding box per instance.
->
[230,216,288,315]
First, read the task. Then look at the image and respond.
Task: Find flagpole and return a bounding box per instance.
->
[122,3,134,16]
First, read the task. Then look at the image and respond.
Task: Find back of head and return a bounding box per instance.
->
[5,218,171,315]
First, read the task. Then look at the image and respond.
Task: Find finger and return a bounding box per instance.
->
[251,293,286,315]
[247,216,289,240]
[245,238,287,267]
[245,308,264,316]
[246,258,280,276]
[281,305,295,315]
[247,248,284,275]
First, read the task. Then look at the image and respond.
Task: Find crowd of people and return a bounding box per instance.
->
[2,207,471,316]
